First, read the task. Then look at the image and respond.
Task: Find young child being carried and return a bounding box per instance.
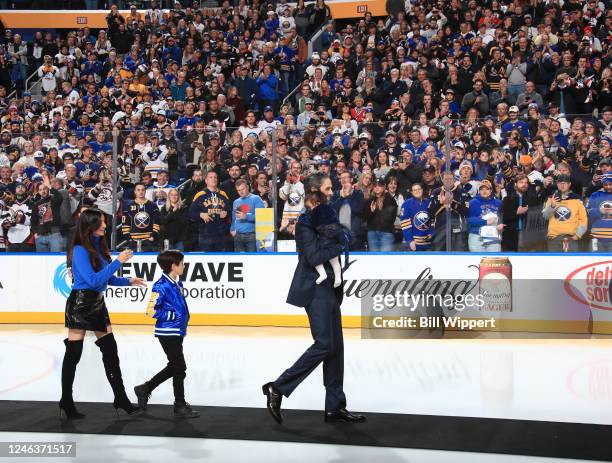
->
[305,191,350,288]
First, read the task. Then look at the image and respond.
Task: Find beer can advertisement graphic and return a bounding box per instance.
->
[479,257,513,313]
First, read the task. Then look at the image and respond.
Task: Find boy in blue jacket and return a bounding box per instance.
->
[134,250,199,419]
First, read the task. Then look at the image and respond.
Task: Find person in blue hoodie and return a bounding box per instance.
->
[256,64,279,112]
[60,208,146,420]
[134,250,199,419]
[467,180,504,252]
[587,173,612,252]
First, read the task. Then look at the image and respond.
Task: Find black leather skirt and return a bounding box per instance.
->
[65,289,111,332]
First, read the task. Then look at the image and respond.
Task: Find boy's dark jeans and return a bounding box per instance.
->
[147,337,186,403]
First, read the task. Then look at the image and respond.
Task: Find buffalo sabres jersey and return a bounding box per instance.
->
[142,146,169,178]
[122,199,161,242]
[587,190,612,242]
[400,197,432,248]
[544,192,588,239]
[188,188,231,236]
[89,182,122,216]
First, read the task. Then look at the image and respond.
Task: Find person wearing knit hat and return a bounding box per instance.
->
[456,160,481,198]
[518,154,544,185]
[467,179,503,252]
[429,170,471,251]
[542,174,588,252]
[586,172,612,251]
[519,154,532,167]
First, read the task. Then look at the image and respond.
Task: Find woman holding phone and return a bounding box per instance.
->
[59,208,146,419]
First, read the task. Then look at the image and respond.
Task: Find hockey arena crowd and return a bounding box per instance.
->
[0,0,611,253]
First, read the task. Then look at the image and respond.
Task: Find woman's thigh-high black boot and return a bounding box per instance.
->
[59,338,85,419]
[95,333,142,416]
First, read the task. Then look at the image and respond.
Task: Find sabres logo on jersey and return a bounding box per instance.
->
[599,200,612,219]
[99,188,113,202]
[414,211,430,230]
[134,211,151,228]
[555,206,571,221]
[287,191,303,207]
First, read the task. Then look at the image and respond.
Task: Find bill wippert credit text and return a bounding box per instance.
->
[371,317,497,330]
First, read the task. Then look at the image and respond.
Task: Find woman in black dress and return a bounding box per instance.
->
[60,208,146,419]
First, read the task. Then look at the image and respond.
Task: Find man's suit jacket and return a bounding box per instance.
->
[286,210,344,308]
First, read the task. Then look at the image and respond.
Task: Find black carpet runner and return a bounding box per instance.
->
[0,401,609,461]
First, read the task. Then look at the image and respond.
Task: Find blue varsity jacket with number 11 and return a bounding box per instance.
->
[146,273,190,337]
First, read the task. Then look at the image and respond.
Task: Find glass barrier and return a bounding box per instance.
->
[0,114,608,254]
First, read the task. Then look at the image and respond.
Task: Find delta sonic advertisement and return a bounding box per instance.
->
[0,253,612,332]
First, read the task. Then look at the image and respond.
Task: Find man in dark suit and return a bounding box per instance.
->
[262,174,366,424]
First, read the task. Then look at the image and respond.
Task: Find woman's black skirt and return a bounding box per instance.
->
[65,289,111,332]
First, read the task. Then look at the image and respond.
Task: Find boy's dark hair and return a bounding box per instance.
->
[157,250,184,274]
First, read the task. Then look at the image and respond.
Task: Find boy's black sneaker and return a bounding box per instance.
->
[174,401,200,419]
[134,383,151,410]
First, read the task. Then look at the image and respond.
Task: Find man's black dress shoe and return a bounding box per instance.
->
[324,408,367,423]
[262,382,283,424]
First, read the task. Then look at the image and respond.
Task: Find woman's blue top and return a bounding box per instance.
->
[71,236,130,292]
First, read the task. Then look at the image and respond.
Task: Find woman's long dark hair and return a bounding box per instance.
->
[67,208,111,271]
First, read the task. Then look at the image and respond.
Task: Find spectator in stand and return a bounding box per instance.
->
[386,176,405,247]
[122,182,161,252]
[330,170,365,250]
[1,183,34,252]
[279,160,304,223]
[542,175,588,252]
[502,106,530,139]
[507,52,528,98]
[231,179,265,253]
[160,188,188,251]
[467,180,503,252]
[586,173,612,252]
[145,168,175,210]
[188,171,231,252]
[363,178,397,252]
[429,171,470,251]
[461,80,490,116]
[88,169,123,246]
[220,164,242,205]
[517,82,544,115]
[502,174,535,252]
[256,65,280,113]
[400,182,431,251]
[30,181,64,252]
